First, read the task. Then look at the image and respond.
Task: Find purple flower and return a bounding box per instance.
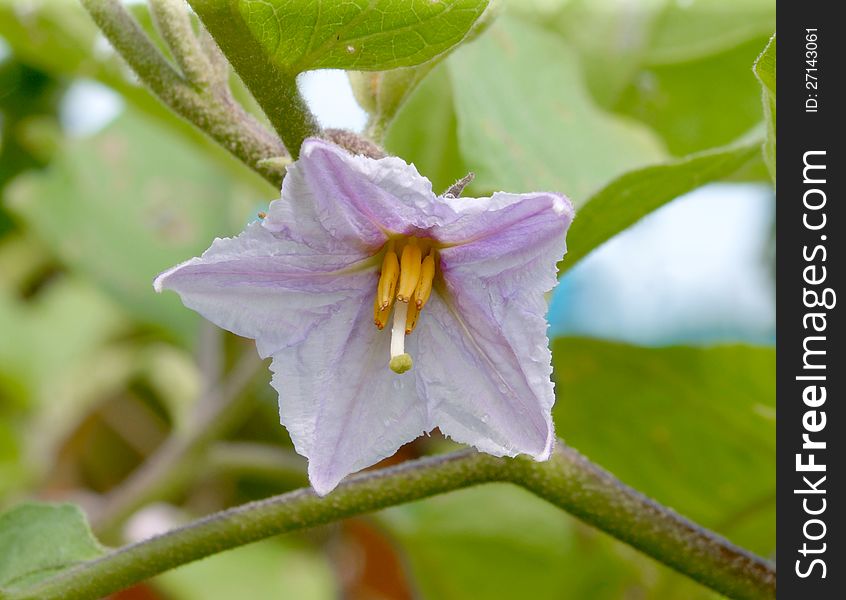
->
[154,139,574,495]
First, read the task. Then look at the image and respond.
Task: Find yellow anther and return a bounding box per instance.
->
[405,299,420,334]
[373,295,390,330]
[396,240,422,302]
[377,242,399,310]
[412,252,435,310]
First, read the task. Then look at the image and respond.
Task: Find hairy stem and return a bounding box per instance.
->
[81,0,286,185]
[149,0,212,87]
[15,444,774,600]
[188,0,321,158]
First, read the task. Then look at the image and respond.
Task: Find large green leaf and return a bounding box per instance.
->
[753,34,776,181]
[226,0,489,74]
[513,0,774,107]
[512,0,666,109]
[379,485,639,600]
[511,1,773,156]
[0,503,103,591]
[560,142,762,273]
[645,0,775,65]
[552,338,775,555]
[447,16,665,202]
[614,35,770,156]
[379,483,725,599]
[5,110,260,342]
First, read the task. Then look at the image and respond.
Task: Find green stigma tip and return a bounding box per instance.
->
[390,353,413,374]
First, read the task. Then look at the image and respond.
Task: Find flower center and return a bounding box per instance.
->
[372,238,437,374]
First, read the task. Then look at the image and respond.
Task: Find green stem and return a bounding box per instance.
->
[13,444,774,600]
[81,0,286,185]
[189,0,320,158]
[149,0,213,87]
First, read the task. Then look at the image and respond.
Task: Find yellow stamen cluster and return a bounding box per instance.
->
[373,238,437,336]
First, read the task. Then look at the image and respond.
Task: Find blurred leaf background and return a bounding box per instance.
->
[1,0,774,598]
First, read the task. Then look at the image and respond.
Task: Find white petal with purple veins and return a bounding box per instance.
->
[155,141,575,496]
[271,295,429,495]
[414,191,573,460]
[154,222,376,358]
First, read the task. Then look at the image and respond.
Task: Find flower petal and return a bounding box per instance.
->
[415,192,573,460]
[154,222,375,358]
[434,191,574,249]
[264,139,453,243]
[271,298,429,495]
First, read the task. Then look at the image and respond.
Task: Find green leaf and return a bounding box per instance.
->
[552,338,775,555]
[645,0,775,65]
[379,485,633,600]
[379,484,722,600]
[754,34,776,181]
[230,0,490,74]
[512,1,773,155]
[511,0,665,109]
[348,3,498,139]
[447,16,665,202]
[614,35,771,156]
[5,110,259,342]
[0,502,103,591]
[560,141,762,274]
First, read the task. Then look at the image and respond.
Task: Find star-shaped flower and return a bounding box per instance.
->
[155,139,574,495]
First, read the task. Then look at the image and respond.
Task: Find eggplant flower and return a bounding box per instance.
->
[154,139,574,495]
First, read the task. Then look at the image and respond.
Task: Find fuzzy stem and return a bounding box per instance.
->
[81,0,286,185]
[188,0,320,158]
[148,0,212,87]
[12,444,775,600]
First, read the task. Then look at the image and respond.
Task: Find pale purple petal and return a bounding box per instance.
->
[414,193,573,460]
[414,293,554,460]
[271,297,429,495]
[433,192,573,248]
[154,222,375,358]
[264,138,455,242]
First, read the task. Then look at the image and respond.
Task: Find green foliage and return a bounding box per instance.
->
[614,35,770,156]
[5,111,262,342]
[552,338,775,555]
[154,538,334,600]
[561,142,762,272]
[385,65,469,193]
[0,0,271,185]
[0,0,776,598]
[754,35,776,181]
[377,339,775,600]
[0,503,103,592]
[643,0,775,64]
[217,0,489,74]
[448,16,665,201]
[380,485,638,600]
[515,0,774,156]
